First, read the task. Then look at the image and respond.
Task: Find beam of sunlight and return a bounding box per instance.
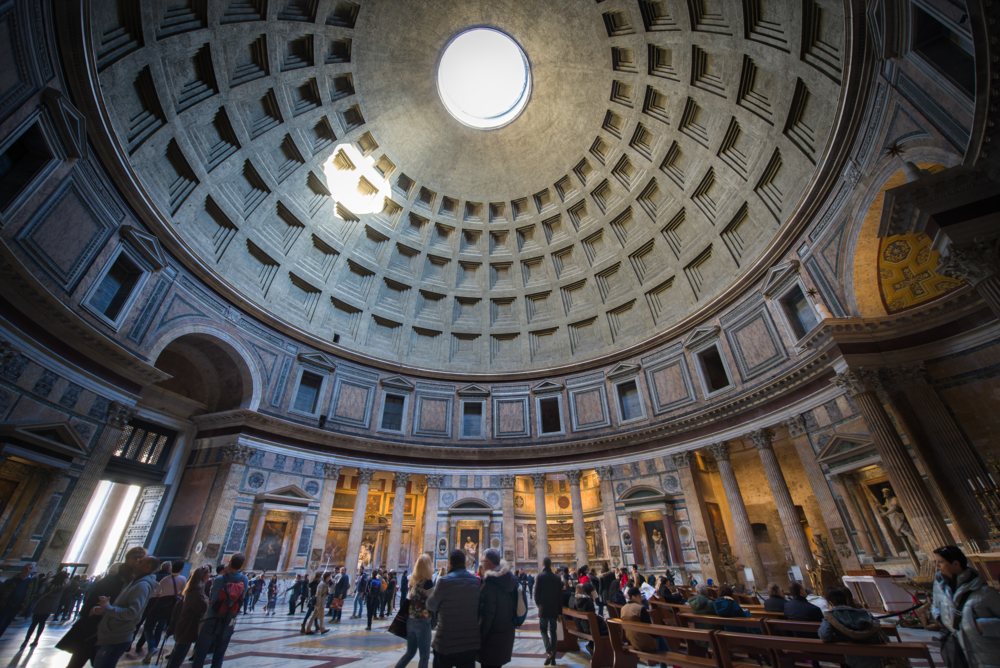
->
[94,484,141,575]
[64,479,113,564]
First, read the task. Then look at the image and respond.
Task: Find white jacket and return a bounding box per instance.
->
[933,567,1000,668]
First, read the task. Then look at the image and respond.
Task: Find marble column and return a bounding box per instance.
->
[596,466,622,568]
[497,475,516,567]
[345,468,376,578]
[566,470,588,568]
[423,474,444,557]
[881,364,989,543]
[282,512,305,572]
[186,443,255,568]
[663,510,682,566]
[309,464,342,570]
[386,472,410,572]
[627,514,644,566]
[828,473,880,560]
[749,428,815,584]
[709,442,768,586]
[832,370,952,554]
[531,473,549,569]
[782,416,861,571]
[38,402,138,571]
[937,236,1000,318]
[672,452,720,583]
[245,507,268,570]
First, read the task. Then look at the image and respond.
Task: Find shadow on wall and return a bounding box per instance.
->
[149,332,255,414]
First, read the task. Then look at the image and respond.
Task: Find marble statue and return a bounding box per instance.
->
[464,536,478,568]
[879,487,917,543]
[652,529,668,566]
[359,534,373,567]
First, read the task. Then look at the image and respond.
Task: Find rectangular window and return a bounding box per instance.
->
[912,6,974,97]
[780,284,819,339]
[111,419,177,469]
[0,123,55,212]
[89,253,144,321]
[462,401,483,437]
[539,397,562,434]
[293,371,324,414]
[380,394,405,431]
[617,380,642,421]
[698,345,732,393]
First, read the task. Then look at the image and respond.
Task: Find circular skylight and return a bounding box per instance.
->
[437,28,531,129]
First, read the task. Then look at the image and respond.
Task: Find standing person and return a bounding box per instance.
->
[190,553,250,668]
[629,565,645,588]
[91,556,160,668]
[478,550,518,668]
[352,570,368,619]
[426,549,480,668]
[577,565,591,585]
[385,571,398,616]
[365,570,383,631]
[251,574,264,613]
[331,567,349,623]
[0,564,38,638]
[21,571,69,649]
[142,560,186,663]
[393,555,435,668]
[288,575,303,616]
[303,573,330,635]
[134,561,173,654]
[526,571,534,597]
[399,570,409,606]
[165,566,211,668]
[533,557,562,666]
[932,545,1000,668]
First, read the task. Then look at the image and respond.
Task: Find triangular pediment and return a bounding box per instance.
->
[817,434,877,464]
[255,484,315,505]
[42,87,87,159]
[760,261,800,298]
[0,421,90,459]
[531,379,564,394]
[683,326,720,349]
[297,352,336,373]
[606,363,640,380]
[456,384,490,397]
[119,225,168,269]
[380,375,415,391]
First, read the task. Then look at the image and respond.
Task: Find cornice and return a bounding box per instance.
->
[54,0,876,383]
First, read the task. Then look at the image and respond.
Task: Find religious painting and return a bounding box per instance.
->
[642,519,669,567]
[332,491,356,511]
[322,529,350,566]
[385,494,416,516]
[705,502,730,547]
[254,521,287,571]
[459,528,480,569]
[365,494,382,515]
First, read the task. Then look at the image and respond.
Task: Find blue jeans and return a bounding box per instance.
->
[394,617,431,668]
[145,617,169,650]
[191,617,236,668]
[539,616,558,656]
[93,642,131,668]
[353,594,365,616]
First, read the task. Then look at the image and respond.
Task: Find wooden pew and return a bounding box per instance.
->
[606,619,740,668]
[562,607,613,668]
[606,601,623,619]
[760,619,903,642]
[676,612,765,633]
[711,630,935,668]
[605,618,639,668]
[648,600,678,625]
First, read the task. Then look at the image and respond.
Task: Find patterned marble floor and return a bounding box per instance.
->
[0,597,940,668]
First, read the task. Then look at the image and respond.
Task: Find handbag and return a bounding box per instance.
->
[387,597,410,638]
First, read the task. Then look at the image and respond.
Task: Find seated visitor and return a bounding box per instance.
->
[620,586,669,667]
[686,583,715,648]
[818,587,894,668]
[712,584,753,633]
[764,583,786,614]
[784,581,824,627]
[572,582,609,644]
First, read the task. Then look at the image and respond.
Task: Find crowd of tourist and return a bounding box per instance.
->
[0,543,997,668]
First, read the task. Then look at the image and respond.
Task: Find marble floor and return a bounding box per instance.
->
[0,597,940,668]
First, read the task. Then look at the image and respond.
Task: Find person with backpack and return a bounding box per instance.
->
[303,573,330,635]
[165,566,211,668]
[478,549,518,668]
[141,560,186,663]
[189,553,249,668]
[365,570,383,631]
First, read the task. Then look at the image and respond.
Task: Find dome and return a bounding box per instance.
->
[89,0,847,375]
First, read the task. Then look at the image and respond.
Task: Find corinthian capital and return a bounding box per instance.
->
[937,237,1000,285]
[393,471,412,488]
[105,401,138,429]
[529,472,547,488]
[356,468,377,485]
[747,428,773,451]
[323,463,342,480]
[782,415,808,438]
[707,442,731,462]
[596,466,615,481]
[671,452,694,469]
[831,368,882,398]
[565,470,583,486]
[425,474,445,488]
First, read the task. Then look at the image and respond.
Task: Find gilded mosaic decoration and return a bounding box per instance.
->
[879,232,963,312]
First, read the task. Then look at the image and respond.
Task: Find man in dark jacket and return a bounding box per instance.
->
[427,549,480,668]
[533,557,563,666]
[784,581,824,638]
[479,549,518,668]
[399,570,408,604]
[0,564,39,637]
[365,570,383,631]
[331,567,349,623]
[527,572,535,596]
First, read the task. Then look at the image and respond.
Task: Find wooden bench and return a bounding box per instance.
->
[712,630,935,668]
[676,612,765,633]
[760,618,902,642]
[607,619,734,668]
[606,601,623,619]
[563,607,613,668]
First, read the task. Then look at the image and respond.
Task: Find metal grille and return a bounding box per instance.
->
[111,420,176,469]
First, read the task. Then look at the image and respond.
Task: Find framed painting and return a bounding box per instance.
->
[254,521,287,571]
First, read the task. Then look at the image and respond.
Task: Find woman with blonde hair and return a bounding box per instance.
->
[393,554,435,668]
[164,566,211,668]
